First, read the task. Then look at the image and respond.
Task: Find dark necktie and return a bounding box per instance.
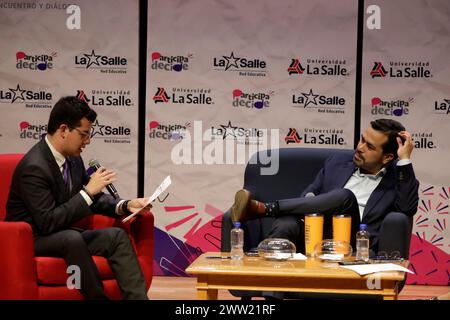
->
[62,160,71,190]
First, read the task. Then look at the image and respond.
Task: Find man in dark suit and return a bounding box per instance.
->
[232,118,419,254]
[6,96,150,300]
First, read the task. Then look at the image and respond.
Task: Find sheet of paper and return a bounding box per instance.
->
[122,175,171,223]
[340,263,414,275]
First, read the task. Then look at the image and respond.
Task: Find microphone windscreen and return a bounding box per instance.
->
[88,159,100,168]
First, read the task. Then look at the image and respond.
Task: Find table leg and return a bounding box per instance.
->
[196,275,218,300]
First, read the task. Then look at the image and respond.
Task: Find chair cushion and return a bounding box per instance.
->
[35,256,114,285]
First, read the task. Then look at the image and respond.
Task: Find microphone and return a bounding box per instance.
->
[88,159,120,199]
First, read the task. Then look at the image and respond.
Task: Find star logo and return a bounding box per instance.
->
[302,89,319,107]
[9,84,27,103]
[90,119,105,137]
[220,121,237,139]
[444,99,450,114]
[223,52,240,71]
[83,50,101,69]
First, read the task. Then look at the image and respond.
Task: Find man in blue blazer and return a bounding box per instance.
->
[6,96,151,299]
[232,118,419,254]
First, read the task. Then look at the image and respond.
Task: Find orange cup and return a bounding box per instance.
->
[304,213,323,256]
[333,215,352,253]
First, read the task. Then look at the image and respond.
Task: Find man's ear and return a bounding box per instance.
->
[59,124,69,138]
[382,153,394,165]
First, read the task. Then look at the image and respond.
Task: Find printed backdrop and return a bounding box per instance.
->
[361,0,449,285]
[145,0,358,276]
[0,0,139,198]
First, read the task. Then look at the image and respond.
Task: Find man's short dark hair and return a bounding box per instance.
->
[370,118,405,160]
[47,96,97,134]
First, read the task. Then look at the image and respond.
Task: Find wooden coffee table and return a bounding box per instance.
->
[185,252,408,300]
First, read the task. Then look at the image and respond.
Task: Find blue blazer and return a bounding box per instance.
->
[301,153,419,248]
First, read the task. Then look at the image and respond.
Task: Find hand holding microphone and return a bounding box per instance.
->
[86,159,119,198]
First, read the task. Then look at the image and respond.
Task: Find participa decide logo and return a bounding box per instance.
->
[15,51,57,71]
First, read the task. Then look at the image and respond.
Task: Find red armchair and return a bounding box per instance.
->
[0,154,154,300]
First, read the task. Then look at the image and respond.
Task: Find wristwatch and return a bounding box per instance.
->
[121,200,132,215]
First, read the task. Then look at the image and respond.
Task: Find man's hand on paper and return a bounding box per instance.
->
[122,175,171,223]
[127,198,152,215]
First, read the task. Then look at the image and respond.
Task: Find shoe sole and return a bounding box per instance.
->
[232,189,250,222]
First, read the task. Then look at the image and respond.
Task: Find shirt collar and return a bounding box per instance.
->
[45,134,66,168]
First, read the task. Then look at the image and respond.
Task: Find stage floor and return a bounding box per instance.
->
[147,275,448,300]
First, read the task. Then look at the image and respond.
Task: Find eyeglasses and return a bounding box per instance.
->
[72,127,91,140]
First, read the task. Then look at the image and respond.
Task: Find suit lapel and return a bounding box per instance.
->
[336,159,356,189]
[38,139,71,199]
[68,157,82,196]
[362,163,395,219]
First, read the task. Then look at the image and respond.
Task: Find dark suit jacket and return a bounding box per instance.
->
[6,139,120,236]
[301,153,419,249]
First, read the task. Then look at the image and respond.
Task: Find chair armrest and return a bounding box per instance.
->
[378,211,413,259]
[90,212,154,289]
[221,209,233,252]
[117,212,154,257]
[0,221,39,299]
[90,212,153,257]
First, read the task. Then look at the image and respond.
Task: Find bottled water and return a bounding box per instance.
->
[356,224,370,262]
[230,222,244,260]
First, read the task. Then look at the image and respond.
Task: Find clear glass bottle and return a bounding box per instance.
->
[230,222,244,260]
[356,224,370,262]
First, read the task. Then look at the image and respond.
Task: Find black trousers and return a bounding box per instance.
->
[34,227,147,300]
[268,189,361,251]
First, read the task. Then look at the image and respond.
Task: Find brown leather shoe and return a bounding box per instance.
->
[231,189,252,222]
